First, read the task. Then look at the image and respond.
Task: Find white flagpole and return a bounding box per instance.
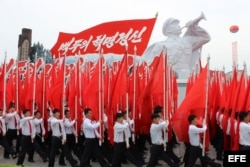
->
[98,49,104,146]
[15,60,19,113]
[162,49,167,151]
[202,56,210,156]
[32,53,37,115]
[132,46,137,143]
[62,54,66,119]
[3,53,7,115]
[75,58,78,143]
[41,57,46,142]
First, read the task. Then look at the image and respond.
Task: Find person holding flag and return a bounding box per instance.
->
[186,114,221,167]
[239,111,250,150]
[48,108,79,167]
[80,108,110,167]
[0,109,17,159]
[16,109,48,166]
[4,102,21,159]
[147,113,178,167]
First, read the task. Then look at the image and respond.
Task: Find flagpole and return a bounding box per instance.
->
[75,57,78,143]
[15,59,19,113]
[3,53,7,115]
[163,48,167,151]
[62,54,66,119]
[132,46,137,143]
[202,55,210,156]
[41,57,46,142]
[32,53,37,115]
[125,44,129,148]
[98,48,104,146]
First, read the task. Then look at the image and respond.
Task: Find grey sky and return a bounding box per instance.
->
[1,0,249,73]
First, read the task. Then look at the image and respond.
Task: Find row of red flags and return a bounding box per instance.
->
[173,64,249,151]
[0,53,248,149]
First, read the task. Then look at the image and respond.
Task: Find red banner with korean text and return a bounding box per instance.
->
[50,18,157,58]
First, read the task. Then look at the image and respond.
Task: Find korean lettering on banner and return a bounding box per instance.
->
[58,26,147,55]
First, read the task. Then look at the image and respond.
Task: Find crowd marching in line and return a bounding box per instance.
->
[1,101,250,167]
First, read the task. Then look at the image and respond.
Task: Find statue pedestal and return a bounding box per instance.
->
[177,79,188,107]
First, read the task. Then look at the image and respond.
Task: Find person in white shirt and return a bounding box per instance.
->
[122,110,144,166]
[48,108,79,167]
[80,108,110,167]
[0,109,17,159]
[31,110,48,156]
[45,108,53,152]
[16,109,48,166]
[239,111,250,150]
[147,113,178,167]
[63,109,79,162]
[187,114,221,167]
[215,107,224,161]
[4,102,21,159]
[111,112,131,167]
[153,105,182,165]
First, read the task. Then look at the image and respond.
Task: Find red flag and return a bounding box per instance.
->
[50,18,156,57]
[172,64,208,143]
[138,54,164,134]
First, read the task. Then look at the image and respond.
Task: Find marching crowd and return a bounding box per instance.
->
[1,102,250,167]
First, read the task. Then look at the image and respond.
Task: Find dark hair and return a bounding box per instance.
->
[116,112,124,119]
[234,112,239,120]
[23,109,30,115]
[9,102,15,109]
[52,108,60,114]
[239,111,248,121]
[154,105,163,114]
[34,110,40,116]
[188,114,196,123]
[64,109,70,115]
[151,113,160,120]
[84,108,91,115]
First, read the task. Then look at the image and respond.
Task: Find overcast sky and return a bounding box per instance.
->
[1,0,250,73]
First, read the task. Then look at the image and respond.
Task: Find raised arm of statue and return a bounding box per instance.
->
[183,12,211,51]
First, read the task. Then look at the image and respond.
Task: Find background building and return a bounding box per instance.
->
[18,28,32,61]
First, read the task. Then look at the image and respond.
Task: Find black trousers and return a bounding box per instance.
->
[4,129,20,157]
[166,142,180,163]
[111,142,127,167]
[80,138,110,167]
[240,145,250,151]
[0,135,16,156]
[65,134,78,161]
[16,135,47,165]
[48,136,77,167]
[147,144,176,167]
[186,145,220,167]
[28,134,48,161]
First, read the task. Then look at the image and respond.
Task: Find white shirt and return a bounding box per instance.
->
[150,121,168,145]
[64,117,76,135]
[188,124,207,146]
[48,116,53,131]
[113,121,128,144]
[123,119,134,138]
[50,117,66,140]
[83,118,100,139]
[0,117,7,135]
[33,118,45,135]
[20,116,36,138]
[226,118,231,135]
[239,122,250,146]
[6,111,20,130]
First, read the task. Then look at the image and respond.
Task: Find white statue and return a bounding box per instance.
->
[142,12,211,79]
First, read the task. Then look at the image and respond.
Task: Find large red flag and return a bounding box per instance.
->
[138,53,164,134]
[50,18,156,57]
[172,64,208,143]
